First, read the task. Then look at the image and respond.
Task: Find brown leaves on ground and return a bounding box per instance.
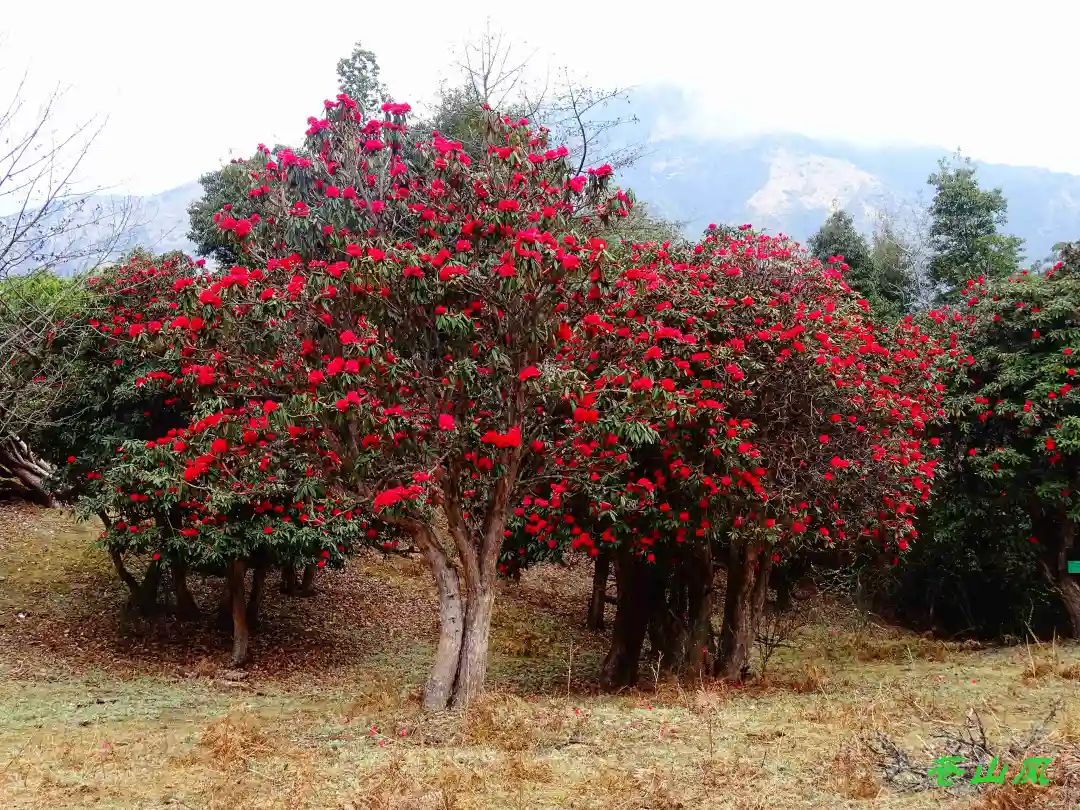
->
[0,502,440,685]
[1,503,1080,809]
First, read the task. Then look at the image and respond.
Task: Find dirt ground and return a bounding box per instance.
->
[0,502,1078,809]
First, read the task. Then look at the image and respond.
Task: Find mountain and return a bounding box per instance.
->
[119,181,203,257]
[604,91,1080,261]
[1,181,201,277]
[618,133,1080,260]
[23,96,1080,273]
[613,91,1080,260]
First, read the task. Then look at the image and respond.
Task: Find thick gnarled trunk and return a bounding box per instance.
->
[602,544,715,689]
[600,547,665,690]
[411,520,496,711]
[410,460,518,711]
[452,586,496,709]
[108,541,163,615]
[1039,518,1080,637]
[417,542,499,711]
[172,559,199,619]
[416,527,465,710]
[716,542,772,681]
[679,544,716,681]
[1030,504,1080,638]
[1059,575,1080,638]
[247,563,268,629]
[647,544,716,680]
[280,564,298,595]
[300,564,317,596]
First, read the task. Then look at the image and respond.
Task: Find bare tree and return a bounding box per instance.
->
[870,197,935,310]
[0,69,133,503]
[428,22,647,176]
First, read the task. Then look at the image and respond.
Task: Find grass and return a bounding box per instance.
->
[0,502,1078,809]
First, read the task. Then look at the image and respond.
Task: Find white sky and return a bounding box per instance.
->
[3,0,1076,195]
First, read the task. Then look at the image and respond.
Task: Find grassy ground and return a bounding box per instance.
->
[0,503,1078,809]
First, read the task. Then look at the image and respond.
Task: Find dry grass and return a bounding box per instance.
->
[0,502,1079,809]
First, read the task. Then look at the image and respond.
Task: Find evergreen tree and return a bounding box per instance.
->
[186,157,258,266]
[926,153,1023,302]
[336,42,386,114]
[808,209,876,296]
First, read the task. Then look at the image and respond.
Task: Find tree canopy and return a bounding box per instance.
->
[927,154,1023,302]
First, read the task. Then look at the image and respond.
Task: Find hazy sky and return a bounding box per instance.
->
[3,0,1076,195]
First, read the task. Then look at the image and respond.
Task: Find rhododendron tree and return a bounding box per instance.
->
[946,245,1080,634]
[506,227,949,684]
[104,401,365,663]
[193,94,650,708]
[40,252,205,612]
[42,252,362,663]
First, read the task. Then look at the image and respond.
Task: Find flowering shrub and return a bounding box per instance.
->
[941,246,1080,634]
[40,253,206,611]
[505,226,949,683]
[43,252,363,662]
[33,94,960,693]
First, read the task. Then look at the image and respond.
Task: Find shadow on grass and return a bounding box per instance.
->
[0,504,613,700]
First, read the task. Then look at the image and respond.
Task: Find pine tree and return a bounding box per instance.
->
[809,210,876,295]
[926,153,1023,302]
[336,42,386,114]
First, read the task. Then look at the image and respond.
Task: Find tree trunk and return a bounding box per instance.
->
[445,466,518,711]
[647,561,684,672]
[644,544,715,680]
[413,513,500,711]
[299,564,317,596]
[247,564,267,629]
[682,544,715,681]
[101,513,145,605]
[0,437,57,506]
[1030,504,1080,638]
[1039,519,1080,637]
[416,527,465,711]
[109,547,141,599]
[587,550,610,630]
[408,455,522,711]
[172,559,199,619]
[1058,576,1080,638]
[772,564,794,612]
[600,547,664,691]
[280,564,297,595]
[716,543,772,681]
[228,559,250,666]
[134,559,162,615]
[1057,522,1080,637]
[451,585,496,710]
[216,578,232,629]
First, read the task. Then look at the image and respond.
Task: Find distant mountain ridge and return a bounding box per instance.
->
[608,89,1080,260]
[29,94,1080,272]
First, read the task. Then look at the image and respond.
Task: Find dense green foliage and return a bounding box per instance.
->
[808,211,876,296]
[187,157,262,266]
[808,210,915,317]
[336,42,386,114]
[926,154,1023,302]
[869,218,917,315]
